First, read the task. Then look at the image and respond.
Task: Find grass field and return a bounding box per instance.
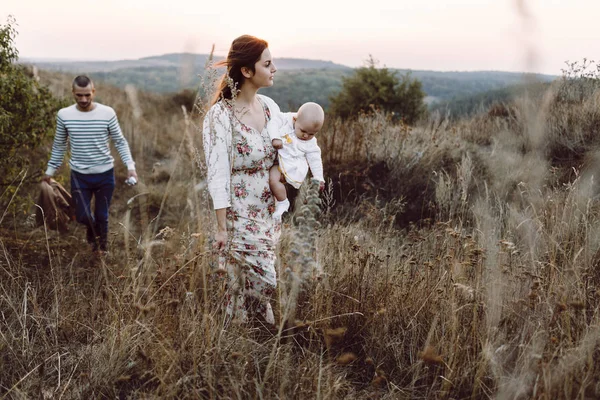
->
[1,70,600,399]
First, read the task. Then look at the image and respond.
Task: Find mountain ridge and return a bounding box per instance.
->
[22,53,560,113]
[23,52,558,79]
[23,53,353,72]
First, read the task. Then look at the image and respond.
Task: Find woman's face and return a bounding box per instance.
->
[247,48,277,88]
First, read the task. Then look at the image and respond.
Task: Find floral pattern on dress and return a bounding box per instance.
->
[205,96,281,324]
[247,204,260,218]
[236,136,252,156]
[260,187,272,203]
[233,180,249,199]
[226,208,238,222]
[245,220,260,234]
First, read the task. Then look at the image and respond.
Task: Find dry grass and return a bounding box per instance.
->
[1,72,600,399]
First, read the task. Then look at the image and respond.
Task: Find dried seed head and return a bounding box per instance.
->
[555,303,567,312]
[134,303,156,313]
[453,283,475,301]
[336,352,357,365]
[324,327,347,347]
[371,375,387,387]
[418,346,443,365]
[295,320,311,329]
[570,301,585,310]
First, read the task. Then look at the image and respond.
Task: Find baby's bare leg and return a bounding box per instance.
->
[269,165,287,202]
[270,165,290,220]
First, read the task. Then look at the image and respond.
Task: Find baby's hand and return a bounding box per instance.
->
[272,139,283,149]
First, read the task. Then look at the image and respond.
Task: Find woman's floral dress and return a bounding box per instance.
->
[203,94,282,324]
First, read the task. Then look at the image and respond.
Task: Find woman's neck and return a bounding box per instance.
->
[235,85,258,108]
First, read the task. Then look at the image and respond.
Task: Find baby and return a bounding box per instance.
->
[270,102,325,220]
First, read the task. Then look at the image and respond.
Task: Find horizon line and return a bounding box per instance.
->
[19,53,559,77]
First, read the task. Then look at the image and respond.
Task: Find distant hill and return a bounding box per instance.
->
[430,81,553,119]
[399,70,556,104]
[23,53,352,73]
[23,53,559,112]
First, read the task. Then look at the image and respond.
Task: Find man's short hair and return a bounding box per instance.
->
[72,75,93,89]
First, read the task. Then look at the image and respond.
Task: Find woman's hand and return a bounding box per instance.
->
[213,230,228,251]
[212,209,228,275]
[212,230,228,276]
[272,138,283,149]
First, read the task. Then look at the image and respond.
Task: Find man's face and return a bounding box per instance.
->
[72,84,95,111]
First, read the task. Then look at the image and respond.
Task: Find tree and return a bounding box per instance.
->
[0,16,64,186]
[329,56,427,124]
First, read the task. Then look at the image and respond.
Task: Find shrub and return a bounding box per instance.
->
[329,55,427,124]
[0,16,65,188]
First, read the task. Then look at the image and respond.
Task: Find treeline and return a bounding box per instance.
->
[430,81,552,118]
[411,70,552,100]
[47,64,556,113]
[89,67,350,111]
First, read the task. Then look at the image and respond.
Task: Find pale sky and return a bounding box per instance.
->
[2,0,598,75]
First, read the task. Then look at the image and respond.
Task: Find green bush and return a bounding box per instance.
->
[0,16,65,186]
[329,56,427,124]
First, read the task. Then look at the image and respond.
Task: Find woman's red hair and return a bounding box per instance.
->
[212,35,268,105]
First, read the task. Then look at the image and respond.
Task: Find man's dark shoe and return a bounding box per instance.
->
[86,227,98,250]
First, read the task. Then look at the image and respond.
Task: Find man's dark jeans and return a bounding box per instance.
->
[70,168,115,251]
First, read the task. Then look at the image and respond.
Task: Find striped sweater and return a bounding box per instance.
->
[45,103,135,176]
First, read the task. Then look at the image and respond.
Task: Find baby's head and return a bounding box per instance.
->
[294,102,324,141]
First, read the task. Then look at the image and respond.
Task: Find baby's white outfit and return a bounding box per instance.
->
[271,113,324,189]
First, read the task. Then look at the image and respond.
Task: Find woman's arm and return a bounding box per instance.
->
[214,208,228,250]
[260,95,291,144]
[203,104,233,247]
[203,104,232,209]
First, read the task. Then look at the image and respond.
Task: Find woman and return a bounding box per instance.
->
[202,35,282,324]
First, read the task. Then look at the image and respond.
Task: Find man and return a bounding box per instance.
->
[42,75,138,253]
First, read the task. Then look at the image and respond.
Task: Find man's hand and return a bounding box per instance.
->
[127,170,138,180]
[41,175,52,183]
[272,139,283,150]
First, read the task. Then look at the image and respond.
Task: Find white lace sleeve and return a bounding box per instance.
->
[305,138,324,182]
[261,95,290,141]
[203,103,233,209]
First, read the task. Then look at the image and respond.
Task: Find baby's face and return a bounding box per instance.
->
[294,115,323,141]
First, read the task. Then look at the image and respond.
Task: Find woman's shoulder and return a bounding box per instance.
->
[257,94,280,110]
[208,100,230,113]
[205,101,232,120]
